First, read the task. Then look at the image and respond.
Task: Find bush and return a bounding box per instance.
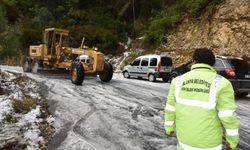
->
[122,48,155,69]
[0,5,21,60]
[12,97,36,113]
[145,0,222,45]
[123,51,142,67]
[145,7,181,44]
[3,114,17,124]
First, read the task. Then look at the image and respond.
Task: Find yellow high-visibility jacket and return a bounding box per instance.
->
[165,63,239,150]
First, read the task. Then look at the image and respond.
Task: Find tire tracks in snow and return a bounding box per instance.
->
[72,81,130,149]
[47,122,72,149]
[72,103,98,149]
[72,102,128,150]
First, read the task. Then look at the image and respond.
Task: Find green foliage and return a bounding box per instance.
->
[0,4,20,60]
[21,20,43,49]
[123,51,142,67]
[122,48,155,69]
[61,8,125,53]
[0,4,7,32]
[12,97,36,114]
[146,0,222,45]
[0,0,222,59]
[31,6,52,27]
[145,7,181,43]
[3,114,17,124]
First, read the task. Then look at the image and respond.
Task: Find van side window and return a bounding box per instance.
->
[132,58,141,66]
[141,58,149,66]
[150,58,157,66]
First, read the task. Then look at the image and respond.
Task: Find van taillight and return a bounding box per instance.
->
[225,68,236,78]
[157,62,161,73]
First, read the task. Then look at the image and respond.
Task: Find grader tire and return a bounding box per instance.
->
[31,59,39,73]
[23,58,32,72]
[99,61,113,82]
[70,62,84,85]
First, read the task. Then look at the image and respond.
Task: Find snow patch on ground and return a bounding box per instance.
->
[0,97,13,121]
[46,115,55,126]
[108,52,131,72]
[0,68,53,149]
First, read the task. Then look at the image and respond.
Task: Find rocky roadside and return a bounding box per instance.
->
[160,0,250,66]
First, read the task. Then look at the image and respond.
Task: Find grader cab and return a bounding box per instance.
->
[23,28,113,85]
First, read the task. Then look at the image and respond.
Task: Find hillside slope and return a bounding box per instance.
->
[160,0,250,65]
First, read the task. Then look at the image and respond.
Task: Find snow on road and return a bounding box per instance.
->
[44,74,175,150]
[1,65,250,150]
[236,98,250,149]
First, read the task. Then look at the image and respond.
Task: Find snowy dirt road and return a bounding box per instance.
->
[44,74,175,150]
[1,66,250,150]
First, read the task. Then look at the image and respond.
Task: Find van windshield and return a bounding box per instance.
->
[161,57,172,66]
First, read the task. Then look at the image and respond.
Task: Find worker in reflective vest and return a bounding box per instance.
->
[165,48,239,150]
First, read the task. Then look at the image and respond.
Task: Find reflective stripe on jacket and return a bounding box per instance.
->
[164,63,239,150]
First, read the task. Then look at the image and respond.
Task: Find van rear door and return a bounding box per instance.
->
[160,57,172,73]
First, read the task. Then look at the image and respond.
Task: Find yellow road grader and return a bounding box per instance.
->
[23,28,113,85]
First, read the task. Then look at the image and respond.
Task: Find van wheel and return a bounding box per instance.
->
[162,77,169,82]
[99,61,113,82]
[123,71,130,78]
[70,62,84,85]
[148,74,156,82]
[23,58,32,72]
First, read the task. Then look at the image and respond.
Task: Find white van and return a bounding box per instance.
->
[75,55,90,63]
[123,55,173,82]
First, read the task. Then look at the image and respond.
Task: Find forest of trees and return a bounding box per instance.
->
[0,0,221,60]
